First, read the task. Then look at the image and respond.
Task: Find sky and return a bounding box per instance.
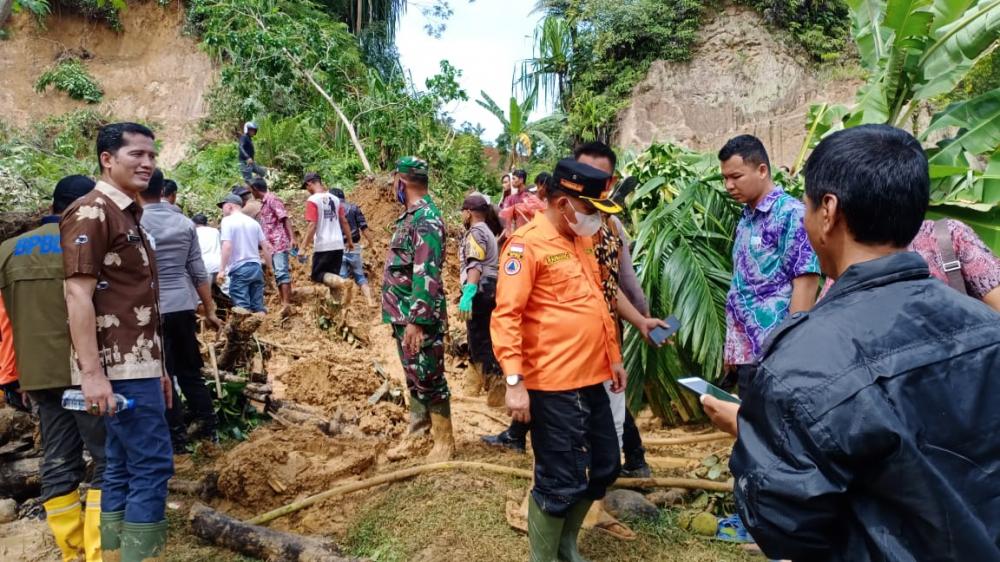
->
[395,0,554,143]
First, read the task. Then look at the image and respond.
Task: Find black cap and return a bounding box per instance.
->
[461,193,490,211]
[302,172,322,187]
[53,175,96,214]
[231,184,250,197]
[218,193,243,208]
[191,213,208,226]
[330,188,346,200]
[551,158,620,214]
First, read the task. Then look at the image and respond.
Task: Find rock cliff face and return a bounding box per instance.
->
[616,6,858,167]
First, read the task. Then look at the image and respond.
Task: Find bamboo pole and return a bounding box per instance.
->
[202,319,223,398]
[246,461,732,526]
[642,432,733,447]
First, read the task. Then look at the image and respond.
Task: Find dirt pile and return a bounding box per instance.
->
[214,426,380,519]
[0,2,217,167]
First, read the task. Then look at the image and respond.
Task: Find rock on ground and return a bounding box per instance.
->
[604,489,659,521]
[0,499,16,523]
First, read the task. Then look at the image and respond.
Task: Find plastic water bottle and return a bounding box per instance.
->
[61,389,134,413]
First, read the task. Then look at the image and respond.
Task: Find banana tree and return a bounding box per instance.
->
[794,0,1000,210]
[623,144,741,424]
[476,88,561,168]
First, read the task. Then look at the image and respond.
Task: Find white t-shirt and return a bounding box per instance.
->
[305,191,346,252]
[196,225,222,274]
[220,211,266,272]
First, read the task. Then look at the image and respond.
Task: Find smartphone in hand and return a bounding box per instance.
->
[649,315,680,347]
[678,376,742,404]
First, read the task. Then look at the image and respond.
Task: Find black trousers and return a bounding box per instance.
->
[311,250,344,283]
[29,388,107,501]
[508,406,644,460]
[530,384,621,517]
[161,310,216,438]
[466,277,502,376]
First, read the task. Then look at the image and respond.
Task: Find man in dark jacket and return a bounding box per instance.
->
[238,121,265,181]
[702,124,1000,561]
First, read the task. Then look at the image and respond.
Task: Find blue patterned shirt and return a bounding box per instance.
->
[725,187,820,365]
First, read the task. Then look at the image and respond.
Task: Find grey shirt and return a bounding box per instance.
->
[140,202,209,314]
[460,222,499,285]
[611,216,649,316]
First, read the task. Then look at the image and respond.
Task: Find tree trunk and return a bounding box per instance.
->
[189,503,366,562]
[247,11,373,175]
[0,0,14,29]
[217,309,265,373]
[0,457,41,501]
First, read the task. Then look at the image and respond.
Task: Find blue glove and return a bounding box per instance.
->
[459,283,477,314]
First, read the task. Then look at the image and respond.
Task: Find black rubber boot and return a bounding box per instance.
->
[621,446,652,478]
[480,429,526,453]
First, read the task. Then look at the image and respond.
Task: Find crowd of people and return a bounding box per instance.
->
[0,117,997,562]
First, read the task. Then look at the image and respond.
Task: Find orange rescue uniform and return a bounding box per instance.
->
[0,297,17,386]
[491,213,620,391]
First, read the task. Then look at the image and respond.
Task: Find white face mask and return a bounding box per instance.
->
[564,202,602,237]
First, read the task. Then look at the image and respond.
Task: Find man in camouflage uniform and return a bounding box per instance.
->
[382,156,453,461]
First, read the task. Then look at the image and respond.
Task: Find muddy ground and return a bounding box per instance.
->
[0,178,754,561]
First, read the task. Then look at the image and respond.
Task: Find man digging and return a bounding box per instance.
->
[383,156,454,462]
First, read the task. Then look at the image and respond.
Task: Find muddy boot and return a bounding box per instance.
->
[485,375,506,408]
[528,496,564,562]
[427,401,455,462]
[558,500,594,562]
[387,398,431,461]
[120,520,167,562]
[100,510,124,562]
[463,362,485,396]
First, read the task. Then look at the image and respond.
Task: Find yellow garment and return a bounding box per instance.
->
[84,489,102,561]
[43,491,84,562]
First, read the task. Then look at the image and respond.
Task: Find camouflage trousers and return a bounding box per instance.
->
[392,323,450,404]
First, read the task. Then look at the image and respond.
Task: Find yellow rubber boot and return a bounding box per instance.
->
[43,491,84,562]
[83,489,102,561]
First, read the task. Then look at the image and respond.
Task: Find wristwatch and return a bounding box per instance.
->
[505,374,523,387]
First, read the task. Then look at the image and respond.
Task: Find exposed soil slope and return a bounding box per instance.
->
[0,1,216,167]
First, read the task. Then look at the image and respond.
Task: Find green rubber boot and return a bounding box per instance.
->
[408,397,431,436]
[120,520,168,561]
[528,496,565,562]
[100,510,125,562]
[557,500,594,562]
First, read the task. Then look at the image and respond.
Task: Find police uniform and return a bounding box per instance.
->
[491,159,623,559]
[459,196,501,380]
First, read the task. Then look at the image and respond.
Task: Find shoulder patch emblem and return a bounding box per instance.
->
[504,258,522,276]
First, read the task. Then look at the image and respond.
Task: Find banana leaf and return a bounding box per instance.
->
[922,87,1000,161]
[914,0,1000,100]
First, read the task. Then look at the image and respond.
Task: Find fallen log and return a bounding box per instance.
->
[217,309,265,373]
[168,472,218,501]
[189,503,366,562]
[0,457,41,501]
[247,461,732,526]
[642,432,734,447]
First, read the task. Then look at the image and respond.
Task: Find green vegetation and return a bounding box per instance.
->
[179,0,491,210]
[34,59,104,103]
[798,0,1000,209]
[0,110,103,210]
[343,473,755,561]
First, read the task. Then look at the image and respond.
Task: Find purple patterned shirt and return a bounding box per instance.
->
[725,187,820,365]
